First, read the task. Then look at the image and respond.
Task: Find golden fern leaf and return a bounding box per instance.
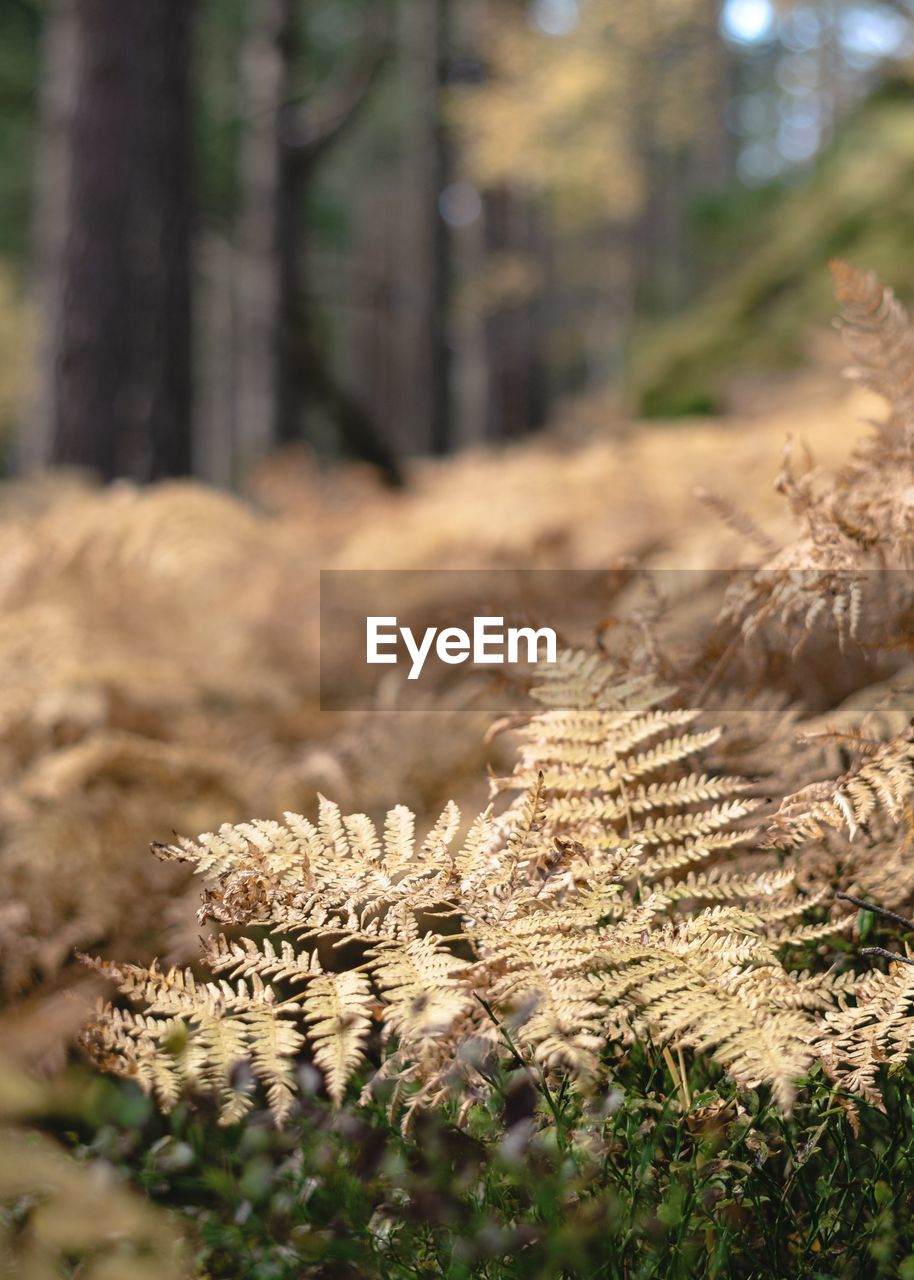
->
[767,734,914,846]
[157,815,310,881]
[192,1009,255,1124]
[830,258,914,434]
[716,266,914,660]
[452,804,498,889]
[82,648,856,1120]
[656,866,797,905]
[371,934,471,1043]
[598,935,817,1111]
[819,959,914,1109]
[472,917,609,1078]
[493,650,760,879]
[202,934,325,984]
[239,1004,304,1124]
[79,956,304,1123]
[302,971,374,1105]
[81,1004,187,1111]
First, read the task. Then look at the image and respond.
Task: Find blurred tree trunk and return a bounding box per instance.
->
[392,0,450,456]
[42,0,195,480]
[196,232,237,488]
[636,0,734,314]
[482,189,549,441]
[236,0,298,469]
[136,0,196,478]
[236,2,400,482]
[19,0,77,474]
[692,0,734,194]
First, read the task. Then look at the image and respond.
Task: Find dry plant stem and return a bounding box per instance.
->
[662,1045,691,1111]
[474,993,568,1141]
[860,946,914,966]
[836,892,914,935]
[697,631,742,703]
[836,893,914,966]
[670,1049,686,1111]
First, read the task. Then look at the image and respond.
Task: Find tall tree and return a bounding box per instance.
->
[236,1,400,482]
[451,0,726,395]
[235,0,297,466]
[18,0,77,474]
[392,0,451,456]
[479,187,549,441]
[28,0,196,481]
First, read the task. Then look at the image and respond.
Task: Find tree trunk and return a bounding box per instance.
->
[236,0,298,471]
[392,0,450,456]
[196,232,237,487]
[691,0,735,194]
[48,0,195,481]
[482,189,549,441]
[134,0,196,478]
[236,2,401,482]
[18,0,78,474]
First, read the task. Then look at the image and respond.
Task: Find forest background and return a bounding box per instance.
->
[3,0,914,481]
[7,5,914,1279]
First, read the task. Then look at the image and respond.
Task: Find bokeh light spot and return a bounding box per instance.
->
[530,0,580,38]
[721,0,775,45]
[439,182,483,228]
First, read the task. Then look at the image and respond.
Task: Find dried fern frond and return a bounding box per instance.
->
[81,800,487,1117]
[81,955,305,1123]
[492,649,760,881]
[598,935,816,1111]
[717,264,914,665]
[766,732,914,847]
[82,651,841,1123]
[819,958,914,1109]
[830,258,914,439]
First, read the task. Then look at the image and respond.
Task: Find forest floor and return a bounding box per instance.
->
[5,360,914,1280]
[0,360,879,1065]
[258,363,865,574]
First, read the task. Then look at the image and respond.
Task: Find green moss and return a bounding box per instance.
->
[630,85,914,417]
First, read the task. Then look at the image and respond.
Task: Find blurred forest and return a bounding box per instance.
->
[10,8,914,1278]
[2,0,914,481]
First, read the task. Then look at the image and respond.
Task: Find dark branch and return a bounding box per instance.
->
[860,947,914,967]
[836,892,914,935]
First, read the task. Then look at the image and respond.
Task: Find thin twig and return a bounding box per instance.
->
[473,993,568,1140]
[836,892,914,934]
[860,946,914,967]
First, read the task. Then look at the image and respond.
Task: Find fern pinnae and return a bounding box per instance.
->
[317,794,351,859]
[453,804,497,889]
[371,935,471,1044]
[420,798,462,857]
[243,1003,304,1124]
[830,258,914,430]
[203,934,325,984]
[656,865,797,904]
[342,811,382,861]
[194,1010,256,1123]
[510,706,702,764]
[82,647,859,1120]
[819,959,914,1109]
[636,829,756,878]
[303,970,374,1105]
[383,804,417,871]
